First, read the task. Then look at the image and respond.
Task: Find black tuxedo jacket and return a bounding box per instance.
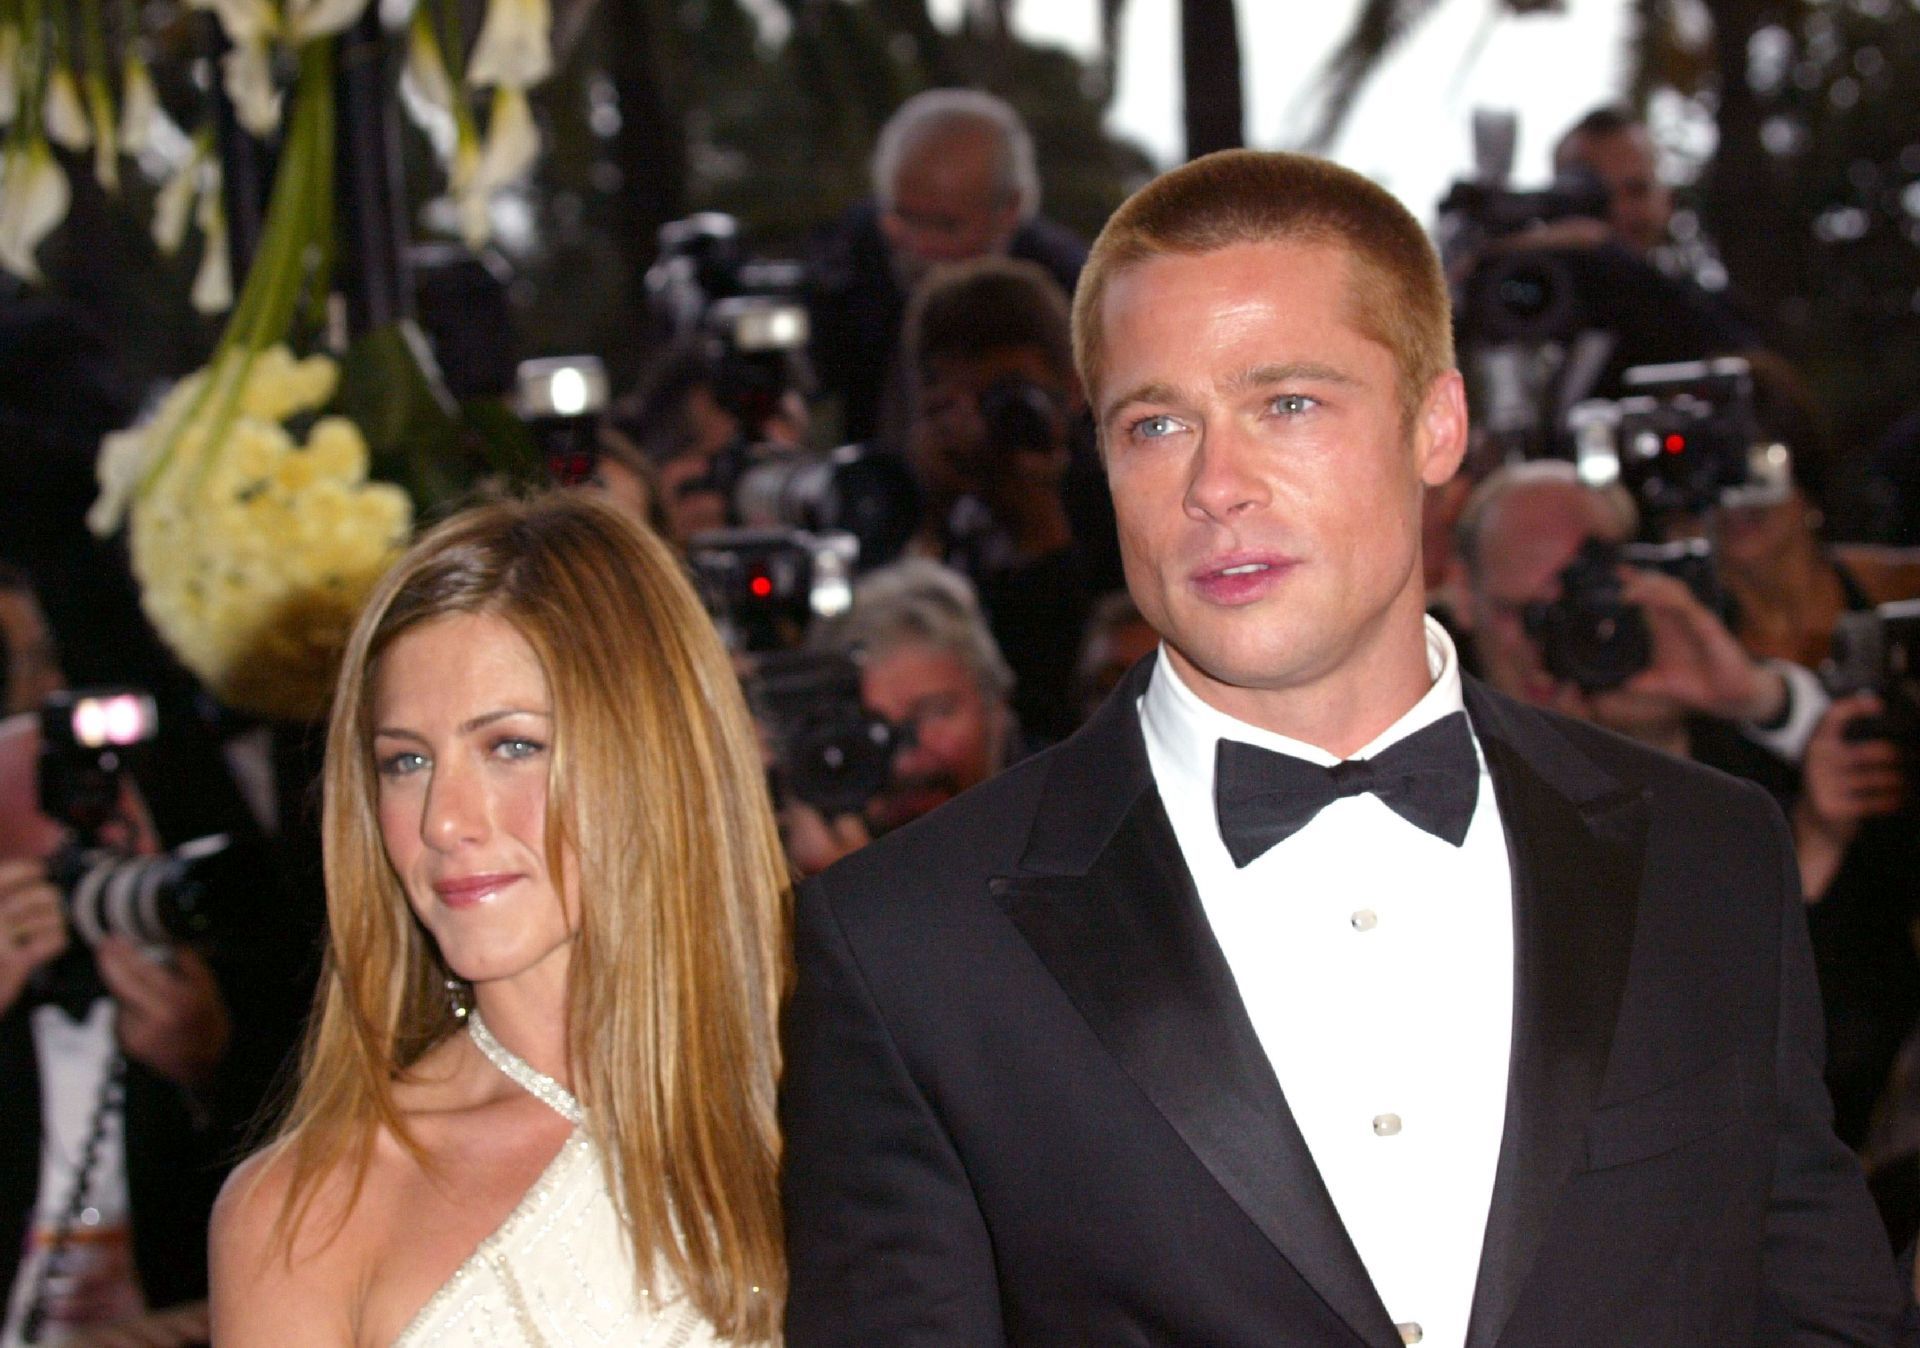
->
[780,664,1906,1346]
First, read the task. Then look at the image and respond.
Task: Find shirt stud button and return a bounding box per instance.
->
[1351,909,1378,931]
[1372,1113,1402,1137]
[1397,1323,1423,1344]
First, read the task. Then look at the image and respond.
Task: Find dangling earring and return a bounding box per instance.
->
[446,976,472,1020]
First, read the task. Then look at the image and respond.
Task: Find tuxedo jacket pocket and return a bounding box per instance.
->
[1582,1052,1745,1172]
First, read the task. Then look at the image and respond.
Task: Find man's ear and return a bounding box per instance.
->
[1416,370,1470,488]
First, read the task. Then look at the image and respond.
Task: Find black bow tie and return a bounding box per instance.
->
[1213,710,1480,868]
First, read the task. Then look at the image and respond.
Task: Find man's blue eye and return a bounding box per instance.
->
[1132,415,1180,439]
[1272,395,1316,415]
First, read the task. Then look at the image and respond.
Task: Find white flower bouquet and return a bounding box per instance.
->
[94,346,412,719]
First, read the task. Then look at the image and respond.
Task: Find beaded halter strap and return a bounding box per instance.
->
[468,1011,586,1127]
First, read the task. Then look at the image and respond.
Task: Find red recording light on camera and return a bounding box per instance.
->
[1664,433,1686,455]
[749,573,774,599]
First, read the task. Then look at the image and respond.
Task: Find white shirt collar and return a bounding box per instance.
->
[1140,614,1467,791]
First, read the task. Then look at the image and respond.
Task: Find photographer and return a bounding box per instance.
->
[597,342,809,549]
[1699,359,1920,1152]
[806,89,1087,451]
[780,559,1019,875]
[0,580,289,1347]
[1458,459,1820,768]
[903,255,1115,741]
[1458,461,1920,1149]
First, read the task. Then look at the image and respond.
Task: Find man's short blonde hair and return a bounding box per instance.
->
[1071,149,1454,427]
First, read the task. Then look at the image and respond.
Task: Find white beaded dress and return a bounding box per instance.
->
[391,1012,734,1347]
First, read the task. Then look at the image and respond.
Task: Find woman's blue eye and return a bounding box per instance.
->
[496,738,546,761]
[378,750,427,777]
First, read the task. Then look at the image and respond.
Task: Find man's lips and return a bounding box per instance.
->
[431,873,522,908]
[1189,552,1298,603]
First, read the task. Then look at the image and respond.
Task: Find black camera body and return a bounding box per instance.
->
[978,375,1064,461]
[722,441,921,572]
[1524,537,1723,693]
[746,649,898,817]
[688,527,858,654]
[1825,598,1920,743]
[1441,167,1611,349]
[646,212,813,439]
[1569,358,1791,526]
[31,689,242,1015]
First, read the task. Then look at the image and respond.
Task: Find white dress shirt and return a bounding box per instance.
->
[1139,617,1513,1348]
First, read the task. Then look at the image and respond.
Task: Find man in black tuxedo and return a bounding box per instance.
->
[779,149,1905,1346]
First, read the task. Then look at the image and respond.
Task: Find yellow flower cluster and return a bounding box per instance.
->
[102,345,413,720]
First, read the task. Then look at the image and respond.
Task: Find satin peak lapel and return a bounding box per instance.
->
[1461,684,1647,1348]
[992,661,1400,1348]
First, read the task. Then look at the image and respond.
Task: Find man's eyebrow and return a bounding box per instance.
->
[1099,381,1187,426]
[1221,361,1361,395]
[1100,362,1364,426]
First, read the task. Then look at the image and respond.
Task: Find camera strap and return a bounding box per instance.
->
[19,1049,128,1345]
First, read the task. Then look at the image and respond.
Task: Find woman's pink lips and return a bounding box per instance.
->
[432,873,521,908]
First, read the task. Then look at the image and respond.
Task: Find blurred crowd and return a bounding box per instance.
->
[5,87,1920,1343]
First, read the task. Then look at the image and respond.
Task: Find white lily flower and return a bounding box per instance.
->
[0,138,72,283]
[89,421,152,536]
[403,11,454,115]
[400,11,457,161]
[478,85,539,187]
[222,38,282,137]
[44,67,92,151]
[446,88,538,247]
[286,0,373,42]
[0,26,21,128]
[191,189,232,313]
[86,74,118,191]
[466,0,551,90]
[119,54,165,152]
[187,0,280,47]
[448,120,488,248]
[152,146,205,253]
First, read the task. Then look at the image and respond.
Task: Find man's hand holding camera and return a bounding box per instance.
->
[1792,692,1905,900]
[94,937,231,1091]
[0,857,68,1018]
[1591,565,1788,726]
[1,856,233,1089]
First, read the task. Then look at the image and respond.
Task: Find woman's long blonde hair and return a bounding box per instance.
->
[273,492,790,1339]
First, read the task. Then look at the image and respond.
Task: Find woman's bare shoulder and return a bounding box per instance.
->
[209,1139,366,1345]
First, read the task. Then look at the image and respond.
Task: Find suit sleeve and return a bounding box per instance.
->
[1757,791,1908,1345]
[780,870,1007,1347]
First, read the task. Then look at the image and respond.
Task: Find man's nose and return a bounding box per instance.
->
[1183,423,1267,523]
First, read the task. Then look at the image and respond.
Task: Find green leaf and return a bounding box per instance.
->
[333,318,542,518]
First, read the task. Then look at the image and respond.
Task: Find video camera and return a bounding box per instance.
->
[1440,167,1612,348]
[1569,358,1791,528]
[1524,537,1724,693]
[1825,598,1920,743]
[36,688,241,952]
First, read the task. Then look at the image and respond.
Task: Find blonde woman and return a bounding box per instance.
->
[209,493,789,1344]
